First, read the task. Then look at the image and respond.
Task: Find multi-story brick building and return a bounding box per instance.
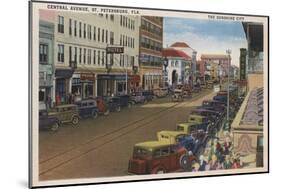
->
[139,16,163,90]
[39,10,140,104]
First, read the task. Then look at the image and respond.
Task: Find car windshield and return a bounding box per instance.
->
[133,147,152,158]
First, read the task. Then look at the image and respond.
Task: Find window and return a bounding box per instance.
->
[106,30,108,43]
[120,15,122,26]
[87,49,91,64]
[93,50,96,64]
[110,31,114,45]
[93,26,96,40]
[132,38,135,48]
[119,54,122,66]
[98,28,100,41]
[97,50,100,65]
[79,48,82,64]
[110,14,114,21]
[39,44,48,64]
[131,56,135,66]
[58,16,64,33]
[69,46,72,64]
[102,51,105,65]
[79,22,82,37]
[74,47,77,63]
[102,29,104,43]
[83,23,86,38]
[69,19,72,35]
[88,25,92,40]
[57,44,64,63]
[74,20,77,36]
[120,34,122,45]
[83,48,86,64]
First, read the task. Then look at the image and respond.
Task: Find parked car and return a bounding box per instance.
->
[141,90,154,101]
[48,104,80,126]
[157,130,207,156]
[213,95,227,104]
[154,88,168,98]
[118,95,133,108]
[128,140,187,174]
[171,89,184,102]
[39,110,61,131]
[75,99,99,119]
[94,96,110,116]
[186,115,217,136]
[105,96,122,112]
[130,92,146,104]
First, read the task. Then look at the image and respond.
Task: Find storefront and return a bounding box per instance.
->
[97,74,139,96]
[142,73,162,90]
[55,69,73,105]
[72,72,96,99]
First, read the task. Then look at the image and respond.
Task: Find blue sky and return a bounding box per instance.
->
[163,17,248,66]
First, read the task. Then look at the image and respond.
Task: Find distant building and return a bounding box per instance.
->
[201,54,231,77]
[139,16,163,90]
[162,48,191,86]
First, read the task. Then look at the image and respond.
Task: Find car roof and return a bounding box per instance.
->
[56,104,77,108]
[193,108,217,113]
[189,114,205,119]
[158,130,186,137]
[134,140,172,150]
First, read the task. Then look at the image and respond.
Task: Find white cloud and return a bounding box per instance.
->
[163,31,247,66]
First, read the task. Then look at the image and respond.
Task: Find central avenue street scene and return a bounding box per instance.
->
[38,9,264,180]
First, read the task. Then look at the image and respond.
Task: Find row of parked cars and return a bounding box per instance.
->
[127,88,242,175]
[39,90,169,132]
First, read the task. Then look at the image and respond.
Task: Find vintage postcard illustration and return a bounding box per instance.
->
[29,1,269,188]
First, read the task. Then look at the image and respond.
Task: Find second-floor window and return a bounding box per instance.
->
[74,20,77,36]
[83,48,86,64]
[39,43,48,64]
[57,44,64,63]
[83,23,86,38]
[98,28,100,42]
[79,48,82,64]
[69,19,72,35]
[93,26,96,40]
[110,32,114,45]
[58,16,64,33]
[79,22,82,38]
[88,49,91,64]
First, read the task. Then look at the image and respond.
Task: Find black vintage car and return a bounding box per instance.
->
[75,99,99,119]
[141,90,154,101]
[105,96,122,112]
[39,110,61,131]
[118,95,133,108]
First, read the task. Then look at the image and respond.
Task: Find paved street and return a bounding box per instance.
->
[39,89,216,180]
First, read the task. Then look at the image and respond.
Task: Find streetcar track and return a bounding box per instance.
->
[39,90,212,176]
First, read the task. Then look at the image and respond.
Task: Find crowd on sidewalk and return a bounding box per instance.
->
[184,131,243,172]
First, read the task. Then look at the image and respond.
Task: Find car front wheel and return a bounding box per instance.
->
[71,115,79,126]
[92,110,98,119]
[50,122,59,132]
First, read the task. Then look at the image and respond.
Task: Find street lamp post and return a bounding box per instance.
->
[163,57,168,87]
[226,49,232,131]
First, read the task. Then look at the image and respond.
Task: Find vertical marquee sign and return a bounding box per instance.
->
[240,48,247,80]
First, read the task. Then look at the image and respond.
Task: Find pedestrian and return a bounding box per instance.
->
[223,136,232,155]
[192,163,200,172]
[199,155,207,171]
[223,155,232,169]
[209,155,218,170]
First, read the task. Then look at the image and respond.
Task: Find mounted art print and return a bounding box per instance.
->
[29,1,269,188]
